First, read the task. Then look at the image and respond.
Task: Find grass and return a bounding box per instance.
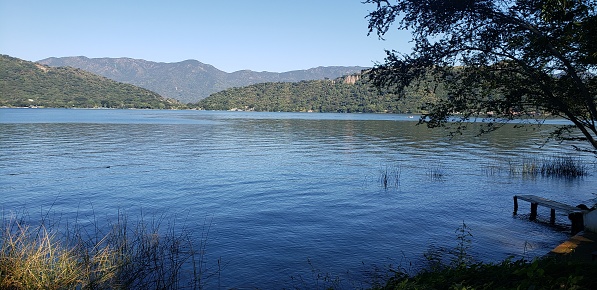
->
[377,257,597,290]
[379,164,401,190]
[504,155,589,178]
[3,212,597,289]
[0,221,84,289]
[540,155,589,178]
[427,164,446,181]
[0,212,220,290]
[374,222,597,290]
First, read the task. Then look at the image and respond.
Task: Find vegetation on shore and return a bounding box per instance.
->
[0,55,184,109]
[194,73,442,114]
[3,214,597,289]
[38,56,367,103]
[377,257,597,290]
[369,222,597,290]
[0,212,219,289]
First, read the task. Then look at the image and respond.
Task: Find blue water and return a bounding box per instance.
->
[1,108,596,289]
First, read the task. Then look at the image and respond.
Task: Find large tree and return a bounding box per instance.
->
[365,0,597,153]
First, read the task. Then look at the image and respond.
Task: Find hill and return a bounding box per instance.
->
[196,73,443,113]
[37,56,367,103]
[0,55,180,109]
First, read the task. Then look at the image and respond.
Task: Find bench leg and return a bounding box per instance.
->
[550,208,556,225]
[513,196,518,215]
[569,212,584,235]
[530,203,538,221]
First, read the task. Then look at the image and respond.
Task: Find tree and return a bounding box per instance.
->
[364,0,597,153]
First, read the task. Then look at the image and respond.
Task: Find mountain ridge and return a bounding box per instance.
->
[0,54,180,109]
[38,56,367,103]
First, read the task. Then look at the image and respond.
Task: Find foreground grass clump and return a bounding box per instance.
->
[0,213,217,289]
[0,222,89,289]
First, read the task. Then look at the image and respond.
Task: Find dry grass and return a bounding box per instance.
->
[0,212,218,289]
[0,221,82,289]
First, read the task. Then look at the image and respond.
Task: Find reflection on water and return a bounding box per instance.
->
[1,108,596,288]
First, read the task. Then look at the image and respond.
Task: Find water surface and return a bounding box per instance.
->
[1,108,595,288]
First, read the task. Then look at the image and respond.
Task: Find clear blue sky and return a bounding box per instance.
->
[0,0,411,72]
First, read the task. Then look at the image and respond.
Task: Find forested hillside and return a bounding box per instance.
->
[0,55,181,109]
[38,56,367,103]
[196,73,444,113]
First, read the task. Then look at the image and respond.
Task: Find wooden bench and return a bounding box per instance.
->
[513,195,588,234]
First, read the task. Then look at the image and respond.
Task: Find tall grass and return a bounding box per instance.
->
[540,155,588,178]
[427,164,446,181]
[0,212,219,289]
[506,155,589,178]
[379,164,401,190]
[0,221,87,289]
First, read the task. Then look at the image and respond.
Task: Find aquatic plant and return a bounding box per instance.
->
[484,163,504,176]
[540,156,588,178]
[379,164,401,190]
[427,163,446,181]
[506,155,588,178]
[522,157,540,177]
[0,212,220,290]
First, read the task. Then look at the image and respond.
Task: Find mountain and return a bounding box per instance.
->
[37,56,367,103]
[197,73,441,114]
[0,55,180,109]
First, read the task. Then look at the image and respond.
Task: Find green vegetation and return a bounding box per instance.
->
[195,73,442,113]
[365,0,597,153]
[374,222,597,290]
[4,214,597,289]
[38,56,367,103]
[505,155,589,178]
[378,257,597,290]
[0,55,183,109]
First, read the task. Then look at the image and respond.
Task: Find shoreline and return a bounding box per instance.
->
[548,230,597,263]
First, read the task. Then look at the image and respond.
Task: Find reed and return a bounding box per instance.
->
[507,155,588,178]
[0,212,219,289]
[379,164,401,189]
[484,163,503,176]
[427,164,445,181]
[540,155,588,178]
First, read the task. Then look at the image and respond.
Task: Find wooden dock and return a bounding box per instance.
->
[513,195,588,234]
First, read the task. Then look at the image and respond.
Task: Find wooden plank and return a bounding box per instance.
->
[515,195,583,213]
[513,194,588,235]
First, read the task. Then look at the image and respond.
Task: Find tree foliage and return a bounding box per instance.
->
[365,0,597,152]
[196,74,444,114]
[0,55,182,109]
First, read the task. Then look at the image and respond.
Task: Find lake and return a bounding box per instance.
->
[1,108,596,289]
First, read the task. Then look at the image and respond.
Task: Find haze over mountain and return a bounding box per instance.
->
[38,57,367,103]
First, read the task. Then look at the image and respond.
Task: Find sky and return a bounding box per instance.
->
[0,0,412,73]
